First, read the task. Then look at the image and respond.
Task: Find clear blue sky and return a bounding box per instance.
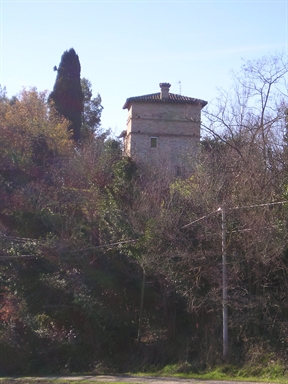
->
[0,0,287,136]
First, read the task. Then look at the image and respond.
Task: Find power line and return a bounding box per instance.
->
[181,208,221,228]
[181,201,287,229]
[230,200,287,211]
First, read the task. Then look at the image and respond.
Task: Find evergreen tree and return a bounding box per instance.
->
[49,48,84,142]
[81,77,103,139]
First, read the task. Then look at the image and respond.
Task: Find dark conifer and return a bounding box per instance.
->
[49,48,83,142]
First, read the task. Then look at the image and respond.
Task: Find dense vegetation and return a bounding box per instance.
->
[0,53,288,376]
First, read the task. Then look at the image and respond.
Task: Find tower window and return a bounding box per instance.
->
[150,137,158,148]
[175,166,186,177]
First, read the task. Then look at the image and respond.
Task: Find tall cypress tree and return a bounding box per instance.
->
[50,48,83,142]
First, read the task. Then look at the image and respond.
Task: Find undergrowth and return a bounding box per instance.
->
[154,360,288,382]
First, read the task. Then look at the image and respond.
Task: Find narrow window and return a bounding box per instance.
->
[175,166,181,176]
[175,166,186,177]
[150,137,158,148]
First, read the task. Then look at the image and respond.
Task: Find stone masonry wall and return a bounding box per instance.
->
[124,101,202,173]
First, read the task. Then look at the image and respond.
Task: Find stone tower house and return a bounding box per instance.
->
[121,83,207,175]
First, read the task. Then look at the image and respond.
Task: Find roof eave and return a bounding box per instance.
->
[201,100,208,109]
[123,99,131,109]
[123,98,208,109]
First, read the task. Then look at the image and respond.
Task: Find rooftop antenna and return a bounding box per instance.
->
[178,81,182,95]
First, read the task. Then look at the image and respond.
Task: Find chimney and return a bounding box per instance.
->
[159,82,171,99]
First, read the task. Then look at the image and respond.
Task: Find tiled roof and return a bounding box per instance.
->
[123,92,207,109]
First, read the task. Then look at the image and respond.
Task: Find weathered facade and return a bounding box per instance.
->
[121,83,207,175]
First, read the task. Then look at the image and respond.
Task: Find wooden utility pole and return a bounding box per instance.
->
[221,207,228,360]
[137,268,146,345]
[182,201,286,361]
